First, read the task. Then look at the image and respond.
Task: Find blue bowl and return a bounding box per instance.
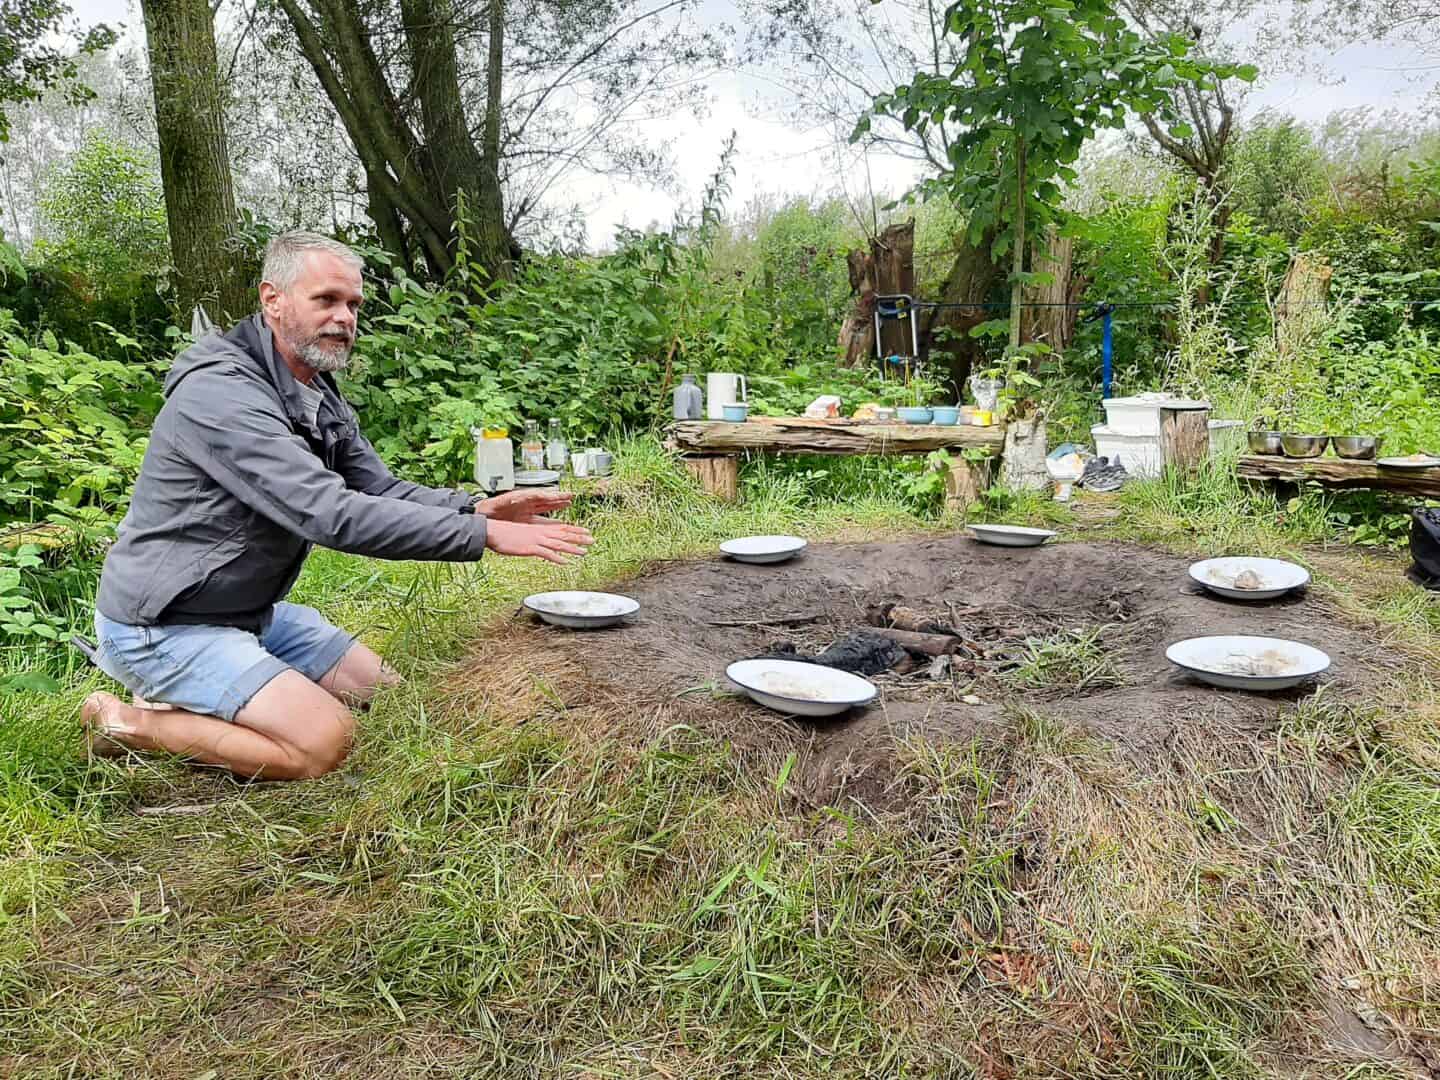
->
[896,406,933,424]
[722,404,750,422]
[931,406,960,426]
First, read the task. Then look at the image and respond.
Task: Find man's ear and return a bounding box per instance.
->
[258,281,281,315]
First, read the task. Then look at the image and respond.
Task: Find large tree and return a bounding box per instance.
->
[141,0,251,319]
[267,0,723,281]
[860,0,1242,352]
[745,0,1006,387]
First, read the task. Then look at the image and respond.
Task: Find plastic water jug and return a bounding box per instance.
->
[673,373,703,419]
[473,427,515,492]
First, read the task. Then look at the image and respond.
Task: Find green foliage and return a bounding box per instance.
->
[0,0,116,142]
[750,198,856,359]
[0,313,160,519]
[859,0,1247,348]
[36,132,170,284]
[1230,115,1327,242]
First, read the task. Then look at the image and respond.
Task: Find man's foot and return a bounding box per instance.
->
[81,692,147,759]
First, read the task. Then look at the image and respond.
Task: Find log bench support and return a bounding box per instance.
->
[682,454,740,500]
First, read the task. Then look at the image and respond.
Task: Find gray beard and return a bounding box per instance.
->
[298,338,351,372]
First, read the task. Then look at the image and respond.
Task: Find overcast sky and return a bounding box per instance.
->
[69,0,1440,247]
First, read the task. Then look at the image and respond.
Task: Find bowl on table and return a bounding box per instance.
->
[1332,435,1382,460]
[1280,434,1329,458]
[721,403,750,422]
[896,407,933,424]
[930,406,960,426]
[1246,431,1283,455]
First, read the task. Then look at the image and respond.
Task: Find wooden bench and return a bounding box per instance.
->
[1235,455,1440,497]
[666,417,1007,509]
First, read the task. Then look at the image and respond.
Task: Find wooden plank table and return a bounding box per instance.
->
[1236,455,1440,497]
[666,417,1007,507]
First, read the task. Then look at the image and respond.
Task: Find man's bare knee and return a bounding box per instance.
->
[321,643,401,706]
[235,672,356,780]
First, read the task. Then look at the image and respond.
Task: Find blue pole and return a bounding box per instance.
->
[1101,308,1113,399]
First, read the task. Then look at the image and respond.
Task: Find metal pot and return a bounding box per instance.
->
[1281,434,1330,458]
[1332,435,1382,460]
[1246,431,1283,455]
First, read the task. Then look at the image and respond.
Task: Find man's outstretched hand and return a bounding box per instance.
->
[484,518,593,565]
[476,489,574,523]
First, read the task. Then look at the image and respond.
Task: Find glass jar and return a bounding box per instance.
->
[545,418,568,469]
[520,419,544,471]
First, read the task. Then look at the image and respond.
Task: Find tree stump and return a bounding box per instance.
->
[683,455,738,500]
[1159,406,1210,475]
[838,221,915,367]
[945,455,994,512]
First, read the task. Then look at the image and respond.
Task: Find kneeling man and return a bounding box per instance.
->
[84,231,592,779]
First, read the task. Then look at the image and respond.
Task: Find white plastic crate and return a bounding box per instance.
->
[1092,424,1162,479]
[1101,393,1209,437]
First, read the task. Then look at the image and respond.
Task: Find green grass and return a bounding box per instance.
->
[2,439,1439,1076]
[1005,625,1125,693]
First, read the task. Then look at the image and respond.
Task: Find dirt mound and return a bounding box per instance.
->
[471,537,1402,813]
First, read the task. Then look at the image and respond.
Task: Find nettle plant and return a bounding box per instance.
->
[857,0,1253,355]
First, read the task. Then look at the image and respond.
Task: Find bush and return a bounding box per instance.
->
[0,313,161,521]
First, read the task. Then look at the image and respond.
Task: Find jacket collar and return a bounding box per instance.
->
[232,314,339,440]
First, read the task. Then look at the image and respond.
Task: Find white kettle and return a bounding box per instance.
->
[706,372,748,419]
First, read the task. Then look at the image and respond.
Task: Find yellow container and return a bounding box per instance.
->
[973,410,994,426]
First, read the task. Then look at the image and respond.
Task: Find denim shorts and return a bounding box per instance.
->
[93,602,356,722]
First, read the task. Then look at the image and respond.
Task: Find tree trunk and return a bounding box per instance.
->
[837,248,877,366]
[838,222,914,367]
[474,0,511,282]
[140,0,250,321]
[918,227,1000,396]
[1020,226,1079,351]
[1008,136,1026,353]
[400,0,509,282]
[279,0,512,283]
[1160,407,1210,476]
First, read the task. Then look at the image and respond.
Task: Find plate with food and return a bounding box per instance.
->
[523,591,639,629]
[1166,635,1330,692]
[1187,557,1309,601]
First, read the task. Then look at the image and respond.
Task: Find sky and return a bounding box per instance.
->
[68,0,1440,248]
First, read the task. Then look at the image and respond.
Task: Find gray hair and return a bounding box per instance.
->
[261,231,363,293]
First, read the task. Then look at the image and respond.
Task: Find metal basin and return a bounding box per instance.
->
[1332,435,1382,460]
[1246,431,1283,455]
[1280,434,1329,458]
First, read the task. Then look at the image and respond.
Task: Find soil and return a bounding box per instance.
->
[499,536,1404,812]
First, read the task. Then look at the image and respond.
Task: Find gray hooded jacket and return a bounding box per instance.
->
[96,315,486,630]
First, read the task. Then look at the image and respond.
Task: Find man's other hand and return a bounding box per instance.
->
[484,519,593,565]
[476,489,575,522]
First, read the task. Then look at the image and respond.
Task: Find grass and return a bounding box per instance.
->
[2,437,1440,1076]
[1005,625,1125,693]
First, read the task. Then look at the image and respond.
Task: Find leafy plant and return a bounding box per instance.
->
[858,0,1249,352]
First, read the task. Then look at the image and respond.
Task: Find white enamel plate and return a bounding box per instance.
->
[725,659,877,717]
[523,591,639,629]
[1166,635,1330,692]
[1188,557,1310,601]
[514,469,562,486]
[719,535,808,564]
[967,524,1057,548]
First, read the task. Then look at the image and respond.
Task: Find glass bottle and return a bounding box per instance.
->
[520,419,544,471]
[545,418,568,469]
